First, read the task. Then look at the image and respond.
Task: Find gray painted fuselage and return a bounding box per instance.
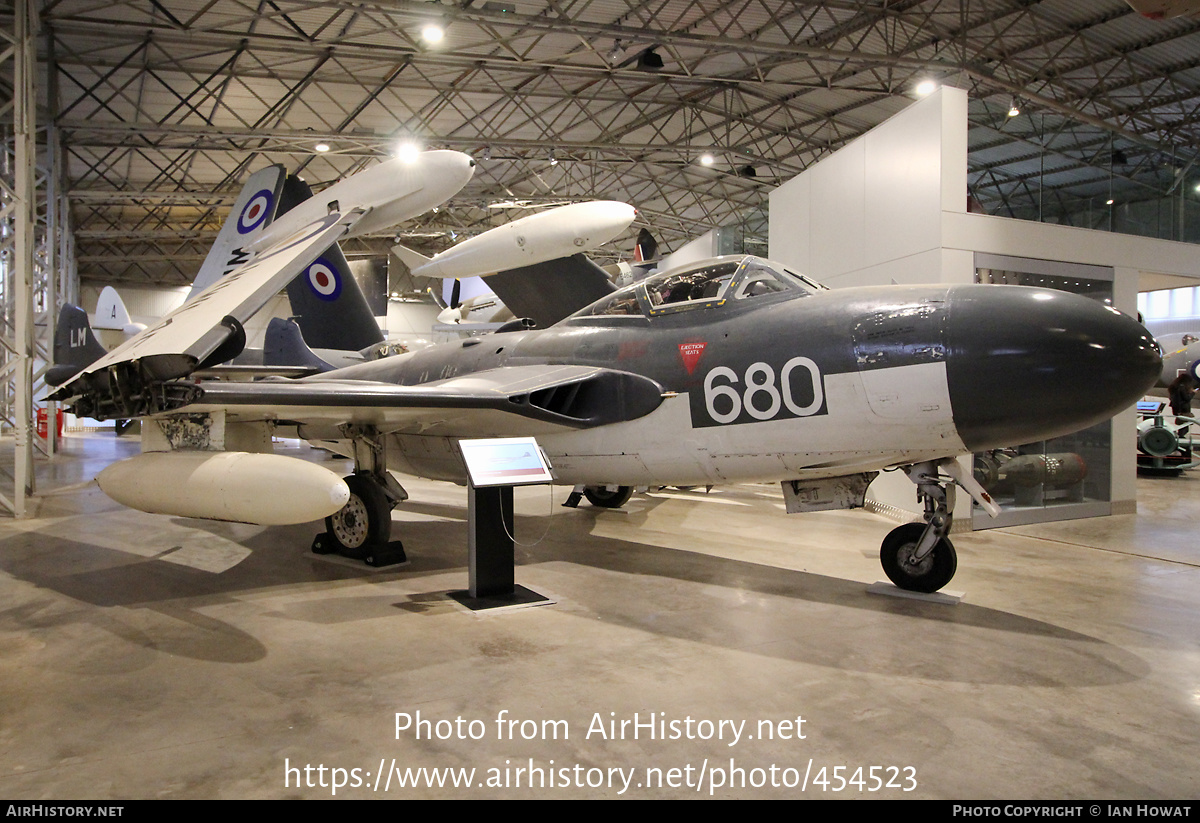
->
[300,259,1160,488]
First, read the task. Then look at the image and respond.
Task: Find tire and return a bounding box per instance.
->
[880,522,957,593]
[324,474,392,555]
[583,485,634,508]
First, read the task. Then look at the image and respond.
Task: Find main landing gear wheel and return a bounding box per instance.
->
[880,523,958,594]
[323,474,392,556]
[583,485,634,508]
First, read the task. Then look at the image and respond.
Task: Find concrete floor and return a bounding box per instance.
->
[1,433,1198,799]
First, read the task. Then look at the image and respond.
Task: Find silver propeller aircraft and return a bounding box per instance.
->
[52,158,1162,595]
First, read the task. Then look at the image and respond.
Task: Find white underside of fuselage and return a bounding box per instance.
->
[383,361,969,487]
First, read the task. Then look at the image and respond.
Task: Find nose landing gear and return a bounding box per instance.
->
[879,458,999,593]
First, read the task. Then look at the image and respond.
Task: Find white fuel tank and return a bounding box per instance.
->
[97,451,350,526]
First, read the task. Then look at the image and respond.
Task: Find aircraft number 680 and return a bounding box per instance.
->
[702,357,825,425]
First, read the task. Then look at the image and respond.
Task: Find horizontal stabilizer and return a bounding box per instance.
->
[264,316,337,373]
[392,244,432,273]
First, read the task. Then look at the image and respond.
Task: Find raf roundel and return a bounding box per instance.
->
[237,189,275,235]
[307,258,342,301]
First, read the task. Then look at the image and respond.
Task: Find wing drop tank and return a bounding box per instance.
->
[97,452,350,526]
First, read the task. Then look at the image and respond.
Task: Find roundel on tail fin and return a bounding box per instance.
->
[238,190,275,234]
[307,258,342,301]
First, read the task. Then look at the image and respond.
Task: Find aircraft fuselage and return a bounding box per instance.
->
[310,278,1160,487]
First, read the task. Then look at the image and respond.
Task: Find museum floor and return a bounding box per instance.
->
[1,433,1197,799]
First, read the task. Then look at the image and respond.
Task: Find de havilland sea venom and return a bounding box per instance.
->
[51,152,1162,594]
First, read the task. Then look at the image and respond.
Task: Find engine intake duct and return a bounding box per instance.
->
[513,369,662,427]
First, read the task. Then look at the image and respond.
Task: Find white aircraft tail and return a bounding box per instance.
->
[93,285,132,330]
[391,243,433,274]
[92,285,147,337]
[187,164,288,301]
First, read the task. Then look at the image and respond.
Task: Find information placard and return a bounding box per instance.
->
[459,437,554,487]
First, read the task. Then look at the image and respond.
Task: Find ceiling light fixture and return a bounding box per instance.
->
[314,143,330,153]
[699,153,715,166]
[1007,99,1020,117]
[421,24,444,43]
[916,79,937,97]
[396,141,421,163]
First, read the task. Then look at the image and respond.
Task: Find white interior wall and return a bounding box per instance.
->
[770,86,968,288]
[944,211,1200,278]
[1148,317,1200,337]
[386,299,441,349]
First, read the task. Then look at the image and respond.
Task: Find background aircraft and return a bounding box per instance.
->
[52,177,1161,593]
[1152,332,1200,389]
[48,151,472,389]
[90,286,147,349]
[395,200,639,330]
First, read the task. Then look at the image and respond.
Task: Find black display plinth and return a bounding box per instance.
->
[450,484,550,611]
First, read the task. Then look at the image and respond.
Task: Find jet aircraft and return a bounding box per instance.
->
[51,160,1161,595]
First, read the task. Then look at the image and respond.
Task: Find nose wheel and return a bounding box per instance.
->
[880,522,957,593]
[878,458,997,593]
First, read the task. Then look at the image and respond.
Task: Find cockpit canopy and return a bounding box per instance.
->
[571,255,825,320]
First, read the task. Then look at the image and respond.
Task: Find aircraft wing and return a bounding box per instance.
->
[52,210,363,418]
[173,364,665,437]
[485,253,616,327]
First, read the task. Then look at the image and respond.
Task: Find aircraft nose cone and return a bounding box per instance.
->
[945,286,1160,451]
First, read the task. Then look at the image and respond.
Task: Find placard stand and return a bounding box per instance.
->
[450,438,555,611]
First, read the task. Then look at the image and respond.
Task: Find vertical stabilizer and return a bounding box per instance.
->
[93,285,132,330]
[633,227,658,263]
[276,174,385,351]
[92,285,147,337]
[46,305,108,386]
[187,164,288,301]
[263,316,337,372]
